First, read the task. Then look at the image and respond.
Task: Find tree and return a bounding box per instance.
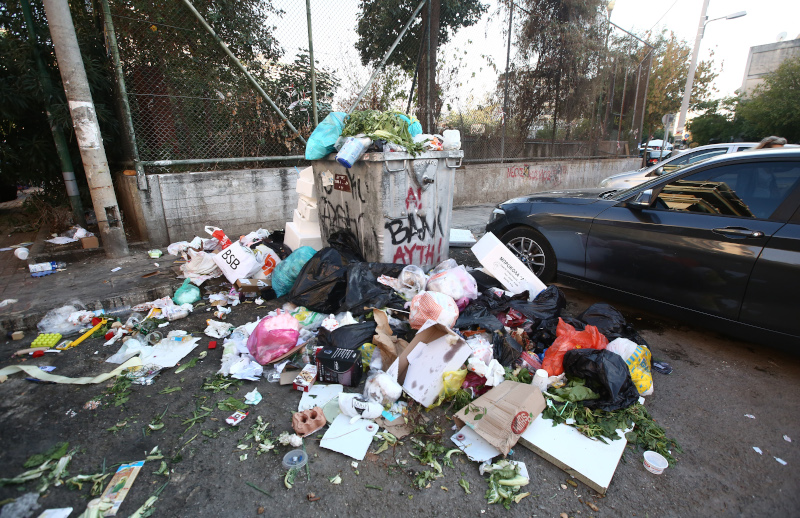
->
[502,0,608,147]
[354,0,487,129]
[642,30,717,134]
[737,57,800,142]
[686,97,758,145]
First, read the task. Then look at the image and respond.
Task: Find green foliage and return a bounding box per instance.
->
[738,57,800,142]
[687,98,757,145]
[354,0,488,73]
[23,442,69,468]
[341,110,426,155]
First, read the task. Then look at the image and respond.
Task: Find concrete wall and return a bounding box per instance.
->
[740,39,800,97]
[121,158,639,245]
[452,157,641,206]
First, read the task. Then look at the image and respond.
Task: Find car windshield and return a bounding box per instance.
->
[605,172,678,201]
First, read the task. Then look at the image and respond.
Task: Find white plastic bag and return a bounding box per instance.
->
[408,291,459,330]
[363,370,403,406]
[426,265,478,303]
[181,249,222,285]
[377,265,428,300]
[37,303,85,336]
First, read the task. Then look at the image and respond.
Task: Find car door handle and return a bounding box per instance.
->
[712,227,765,238]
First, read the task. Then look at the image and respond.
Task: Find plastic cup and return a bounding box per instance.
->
[282,449,308,470]
[14,248,29,260]
[643,451,668,474]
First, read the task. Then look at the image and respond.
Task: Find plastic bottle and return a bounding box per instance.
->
[336,136,372,168]
[14,248,29,260]
[442,129,461,150]
[28,261,67,273]
[104,306,133,318]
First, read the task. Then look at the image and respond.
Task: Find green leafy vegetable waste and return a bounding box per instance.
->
[341,110,426,156]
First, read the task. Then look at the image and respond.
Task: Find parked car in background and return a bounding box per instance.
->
[600,142,759,190]
[485,148,800,346]
[637,139,673,163]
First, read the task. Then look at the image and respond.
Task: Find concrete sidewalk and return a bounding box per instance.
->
[0,203,497,333]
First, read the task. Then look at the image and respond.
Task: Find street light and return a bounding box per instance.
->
[675,2,746,140]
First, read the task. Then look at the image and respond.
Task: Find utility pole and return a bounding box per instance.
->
[42,0,129,258]
[20,0,85,227]
[676,0,710,139]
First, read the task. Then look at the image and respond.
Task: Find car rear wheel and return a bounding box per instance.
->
[500,227,556,284]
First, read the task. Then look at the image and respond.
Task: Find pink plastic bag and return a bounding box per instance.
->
[246,310,301,365]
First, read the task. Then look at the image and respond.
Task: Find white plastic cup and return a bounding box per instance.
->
[532,368,550,392]
[643,451,668,474]
[14,247,29,260]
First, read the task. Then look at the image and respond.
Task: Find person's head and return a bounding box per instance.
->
[755,136,787,149]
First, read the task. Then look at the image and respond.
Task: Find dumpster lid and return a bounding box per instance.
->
[323,150,463,162]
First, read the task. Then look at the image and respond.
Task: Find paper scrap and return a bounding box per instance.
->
[100,460,144,516]
[298,384,343,412]
[775,457,787,465]
[244,389,262,405]
[38,509,74,518]
[111,267,121,272]
[744,414,755,419]
[320,414,378,460]
[784,435,791,443]
[451,426,501,462]
[753,446,762,455]
[0,357,143,385]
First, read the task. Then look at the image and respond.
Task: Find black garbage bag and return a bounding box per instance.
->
[508,286,566,324]
[317,321,378,350]
[530,315,586,351]
[578,303,649,347]
[288,247,356,314]
[328,230,365,262]
[341,262,406,315]
[455,303,504,332]
[562,349,640,411]
[471,270,505,291]
[493,330,522,367]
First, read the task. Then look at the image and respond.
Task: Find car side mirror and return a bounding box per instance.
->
[627,189,654,209]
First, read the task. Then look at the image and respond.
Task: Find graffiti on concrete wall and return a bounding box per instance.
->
[506,163,564,183]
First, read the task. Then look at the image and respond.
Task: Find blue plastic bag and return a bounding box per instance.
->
[398,114,422,137]
[305,112,347,160]
[272,246,317,297]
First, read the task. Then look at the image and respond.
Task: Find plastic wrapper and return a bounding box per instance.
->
[338,393,383,421]
[562,349,640,411]
[462,371,490,398]
[377,265,428,300]
[426,265,478,309]
[37,303,85,336]
[173,278,201,305]
[467,358,505,386]
[408,291,459,330]
[284,304,326,331]
[541,318,608,376]
[204,319,234,339]
[305,112,347,160]
[430,258,458,275]
[246,311,301,365]
[578,303,649,348]
[272,246,317,298]
[181,248,222,285]
[607,337,653,396]
[363,370,403,405]
[492,331,523,367]
[360,342,376,372]
[430,369,468,408]
[466,335,493,364]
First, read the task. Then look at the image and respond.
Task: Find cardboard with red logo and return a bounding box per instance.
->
[453,380,546,455]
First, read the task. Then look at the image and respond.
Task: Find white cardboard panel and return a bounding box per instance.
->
[471,232,546,297]
[518,415,627,494]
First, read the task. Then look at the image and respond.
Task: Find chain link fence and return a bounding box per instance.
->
[104,0,649,176]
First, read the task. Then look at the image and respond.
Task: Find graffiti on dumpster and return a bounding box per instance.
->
[506,164,564,183]
[318,198,367,245]
[385,206,446,264]
[323,169,367,203]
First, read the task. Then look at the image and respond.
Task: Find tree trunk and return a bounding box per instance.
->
[416,0,440,132]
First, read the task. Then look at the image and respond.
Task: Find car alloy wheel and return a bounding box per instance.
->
[506,235,546,277]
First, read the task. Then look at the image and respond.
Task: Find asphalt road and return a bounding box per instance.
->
[0,265,798,517]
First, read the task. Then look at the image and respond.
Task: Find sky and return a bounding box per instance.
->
[268,0,800,111]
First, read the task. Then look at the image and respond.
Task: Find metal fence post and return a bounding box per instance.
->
[100,0,147,191]
[500,0,514,163]
[306,0,318,128]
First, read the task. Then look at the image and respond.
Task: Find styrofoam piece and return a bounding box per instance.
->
[296,177,317,198]
[518,415,627,494]
[450,228,476,247]
[298,166,314,183]
[293,209,320,230]
[451,425,501,462]
[296,201,319,222]
[285,221,323,251]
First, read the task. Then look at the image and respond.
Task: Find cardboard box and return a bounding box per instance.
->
[212,242,260,283]
[292,364,317,392]
[386,321,472,408]
[453,380,546,455]
[471,232,546,297]
[316,346,363,386]
[81,236,99,249]
[235,278,261,294]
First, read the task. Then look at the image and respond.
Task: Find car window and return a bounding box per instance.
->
[659,148,728,174]
[736,146,753,152]
[653,161,800,219]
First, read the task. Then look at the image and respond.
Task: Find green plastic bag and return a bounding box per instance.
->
[173,278,201,305]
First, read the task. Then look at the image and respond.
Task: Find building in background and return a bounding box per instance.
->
[740,37,800,97]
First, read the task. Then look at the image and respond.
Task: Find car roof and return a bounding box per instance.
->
[679,146,800,166]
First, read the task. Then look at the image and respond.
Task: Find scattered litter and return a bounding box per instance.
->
[753,447,763,455]
[83,400,101,410]
[784,435,792,443]
[745,414,756,419]
[0,357,142,385]
[226,410,248,426]
[298,384,343,412]
[99,460,144,516]
[111,267,121,272]
[651,361,672,375]
[204,319,234,338]
[0,298,17,308]
[244,389,262,405]
[37,508,74,518]
[320,414,378,460]
[775,457,787,465]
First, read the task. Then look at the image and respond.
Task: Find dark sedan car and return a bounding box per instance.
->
[485,149,800,346]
